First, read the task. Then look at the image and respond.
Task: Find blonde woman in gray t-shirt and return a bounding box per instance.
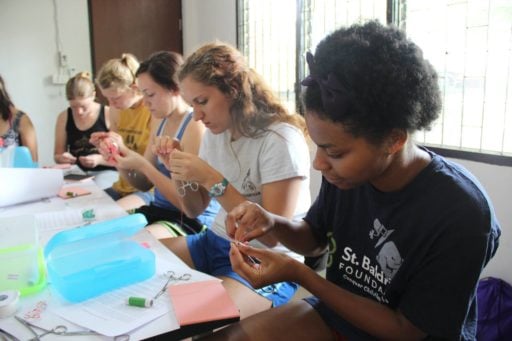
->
[151,42,311,320]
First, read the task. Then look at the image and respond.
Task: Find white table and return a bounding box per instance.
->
[0,179,197,341]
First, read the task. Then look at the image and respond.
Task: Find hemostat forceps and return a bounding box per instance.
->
[14,316,97,340]
[153,270,192,300]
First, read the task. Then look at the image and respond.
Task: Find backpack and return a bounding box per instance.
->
[477,277,512,340]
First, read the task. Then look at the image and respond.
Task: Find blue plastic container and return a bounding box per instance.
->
[44,214,155,302]
[13,146,37,168]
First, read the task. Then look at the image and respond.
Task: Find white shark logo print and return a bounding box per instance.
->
[370,219,402,280]
[369,218,394,247]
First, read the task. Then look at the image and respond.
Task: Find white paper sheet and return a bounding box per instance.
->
[51,260,219,337]
[0,168,63,208]
[36,209,84,231]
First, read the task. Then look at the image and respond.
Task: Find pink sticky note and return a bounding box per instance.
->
[168,280,240,326]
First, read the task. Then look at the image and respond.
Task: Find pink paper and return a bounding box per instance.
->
[168,280,240,326]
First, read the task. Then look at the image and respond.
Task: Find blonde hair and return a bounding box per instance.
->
[65,72,95,100]
[179,42,306,138]
[96,53,139,90]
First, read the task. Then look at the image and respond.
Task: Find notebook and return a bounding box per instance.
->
[168,280,240,326]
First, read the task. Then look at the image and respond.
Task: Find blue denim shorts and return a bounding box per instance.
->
[187,229,298,307]
[104,187,154,205]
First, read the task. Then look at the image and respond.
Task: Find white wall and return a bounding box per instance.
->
[0,0,92,165]
[182,0,237,56]
[454,159,512,284]
[0,0,236,165]
[1,0,510,284]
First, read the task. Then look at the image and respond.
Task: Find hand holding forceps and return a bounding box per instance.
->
[14,315,129,340]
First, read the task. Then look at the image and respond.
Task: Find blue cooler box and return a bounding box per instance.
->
[44,214,155,302]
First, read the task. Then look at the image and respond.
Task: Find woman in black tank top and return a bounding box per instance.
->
[54,72,114,172]
[54,72,118,189]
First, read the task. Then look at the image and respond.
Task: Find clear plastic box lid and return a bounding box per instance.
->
[43,213,154,302]
[44,213,147,259]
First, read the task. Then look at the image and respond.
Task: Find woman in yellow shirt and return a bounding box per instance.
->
[92,53,157,210]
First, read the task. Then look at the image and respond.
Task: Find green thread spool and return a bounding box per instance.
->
[66,191,76,198]
[127,296,153,308]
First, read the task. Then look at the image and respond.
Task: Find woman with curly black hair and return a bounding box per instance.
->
[210,21,501,340]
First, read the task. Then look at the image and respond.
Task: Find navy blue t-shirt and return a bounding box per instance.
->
[304,149,500,340]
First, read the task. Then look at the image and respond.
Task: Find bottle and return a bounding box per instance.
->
[0,137,15,167]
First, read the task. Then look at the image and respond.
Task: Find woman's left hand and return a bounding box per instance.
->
[229,242,299,288]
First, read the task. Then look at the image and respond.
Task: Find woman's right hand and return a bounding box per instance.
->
[229,242,300,288]
[226,201,275,242]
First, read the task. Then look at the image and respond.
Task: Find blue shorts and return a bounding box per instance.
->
[187,229,298,307]
[104,187,154,205]
[304,296,376,340]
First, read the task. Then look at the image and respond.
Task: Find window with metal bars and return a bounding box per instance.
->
[237,0,512,164]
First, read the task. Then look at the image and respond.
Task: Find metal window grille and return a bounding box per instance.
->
[403,0,512,156]
[238,0,512,156]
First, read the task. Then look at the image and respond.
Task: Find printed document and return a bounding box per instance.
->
[51,260,218,337]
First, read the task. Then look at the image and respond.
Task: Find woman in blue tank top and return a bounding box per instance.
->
[92,51,219,235]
